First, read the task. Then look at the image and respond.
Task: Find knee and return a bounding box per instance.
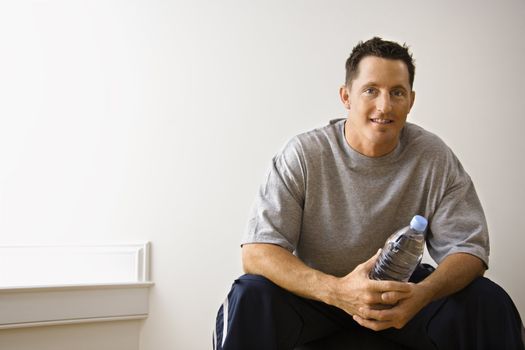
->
[230,274,283,307]
[454,277,515,314]
[465,277,508,301]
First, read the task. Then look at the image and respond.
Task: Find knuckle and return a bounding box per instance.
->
[385,295,396,303]
[363,294,375,304]
[372,324,382,331]
[375,311,386,321]
[383,281,394,289]
[394,320,406,329]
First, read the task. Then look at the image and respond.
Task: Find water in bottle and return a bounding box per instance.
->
[370,215,428,282]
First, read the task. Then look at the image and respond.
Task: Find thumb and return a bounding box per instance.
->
[363,248,382,271]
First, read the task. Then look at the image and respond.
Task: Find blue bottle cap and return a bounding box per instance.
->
[410,215,428,232]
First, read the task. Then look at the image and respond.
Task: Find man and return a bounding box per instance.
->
[213,37,525,350]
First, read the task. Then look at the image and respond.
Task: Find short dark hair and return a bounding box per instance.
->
[345,37,415,89]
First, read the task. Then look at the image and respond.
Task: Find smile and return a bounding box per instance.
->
[370,118,393,124]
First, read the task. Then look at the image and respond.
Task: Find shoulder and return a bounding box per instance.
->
[281,118,344,157]
[272,119,344,177]
[404,123,458,161]
[404,122,467,181]
[404,123,449,151]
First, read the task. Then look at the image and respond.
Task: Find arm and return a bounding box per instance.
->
[242,243,413,317]
[415,252,485,301]
[354,252,486,330]
[242,243,335,302]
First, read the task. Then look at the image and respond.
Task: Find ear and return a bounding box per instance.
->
[339,85,351,110]
[409,90,416,111]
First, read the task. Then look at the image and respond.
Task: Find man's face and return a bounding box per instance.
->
[340,56,415,157]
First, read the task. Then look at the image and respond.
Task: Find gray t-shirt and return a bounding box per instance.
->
[242,119,489,277]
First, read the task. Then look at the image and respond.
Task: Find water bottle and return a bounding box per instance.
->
[370,215,428,282]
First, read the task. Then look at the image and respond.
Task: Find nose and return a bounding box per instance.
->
[376,93,393,114]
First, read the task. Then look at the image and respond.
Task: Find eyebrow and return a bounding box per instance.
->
[391,85,409,91]
[363,82,409,91]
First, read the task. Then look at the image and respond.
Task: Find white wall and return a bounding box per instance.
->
[0,1,523,349]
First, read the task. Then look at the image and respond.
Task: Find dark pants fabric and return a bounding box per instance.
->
[213,265,525,350]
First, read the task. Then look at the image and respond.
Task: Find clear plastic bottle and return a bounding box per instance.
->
[370,215,428,282]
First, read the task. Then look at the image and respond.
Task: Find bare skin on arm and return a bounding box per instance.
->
[243,243,485,331]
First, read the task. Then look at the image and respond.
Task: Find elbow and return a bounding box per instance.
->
[241,244,256,274]
[241,243,274,275]
[478,260,487,277]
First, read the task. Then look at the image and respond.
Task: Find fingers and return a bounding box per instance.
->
[355,300,414,331]
[383,280,414,292]
[361,290,405,306]
[368,280,414,293]
[353,314,393,331]
[361,291,386,305]
[354,307,406,331]
[358,306,392,322]
[381,290,411,304]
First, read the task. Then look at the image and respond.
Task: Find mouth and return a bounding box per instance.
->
[370,118,394,125]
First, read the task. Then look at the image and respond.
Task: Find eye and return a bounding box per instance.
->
[364,87,377,95]
[391,89,406,97]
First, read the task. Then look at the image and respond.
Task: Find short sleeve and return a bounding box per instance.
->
[241,138,306,252]
[427,150,490,267]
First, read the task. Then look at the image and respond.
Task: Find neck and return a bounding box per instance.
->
[344,120,399,158]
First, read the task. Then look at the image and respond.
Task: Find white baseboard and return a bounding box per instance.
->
[0,243,153,329]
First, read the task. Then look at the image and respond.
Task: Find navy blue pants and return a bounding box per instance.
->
[213,266,525,350]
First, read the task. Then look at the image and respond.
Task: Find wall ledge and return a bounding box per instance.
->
[0,244,153,330]
[0,282,154,330]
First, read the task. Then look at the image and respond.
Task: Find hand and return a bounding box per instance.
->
[329,250,414,324]
[352,281,432,331]
[352,253,483,331]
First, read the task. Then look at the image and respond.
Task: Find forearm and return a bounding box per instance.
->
[417,252,486,302]
[242,243,337,303]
